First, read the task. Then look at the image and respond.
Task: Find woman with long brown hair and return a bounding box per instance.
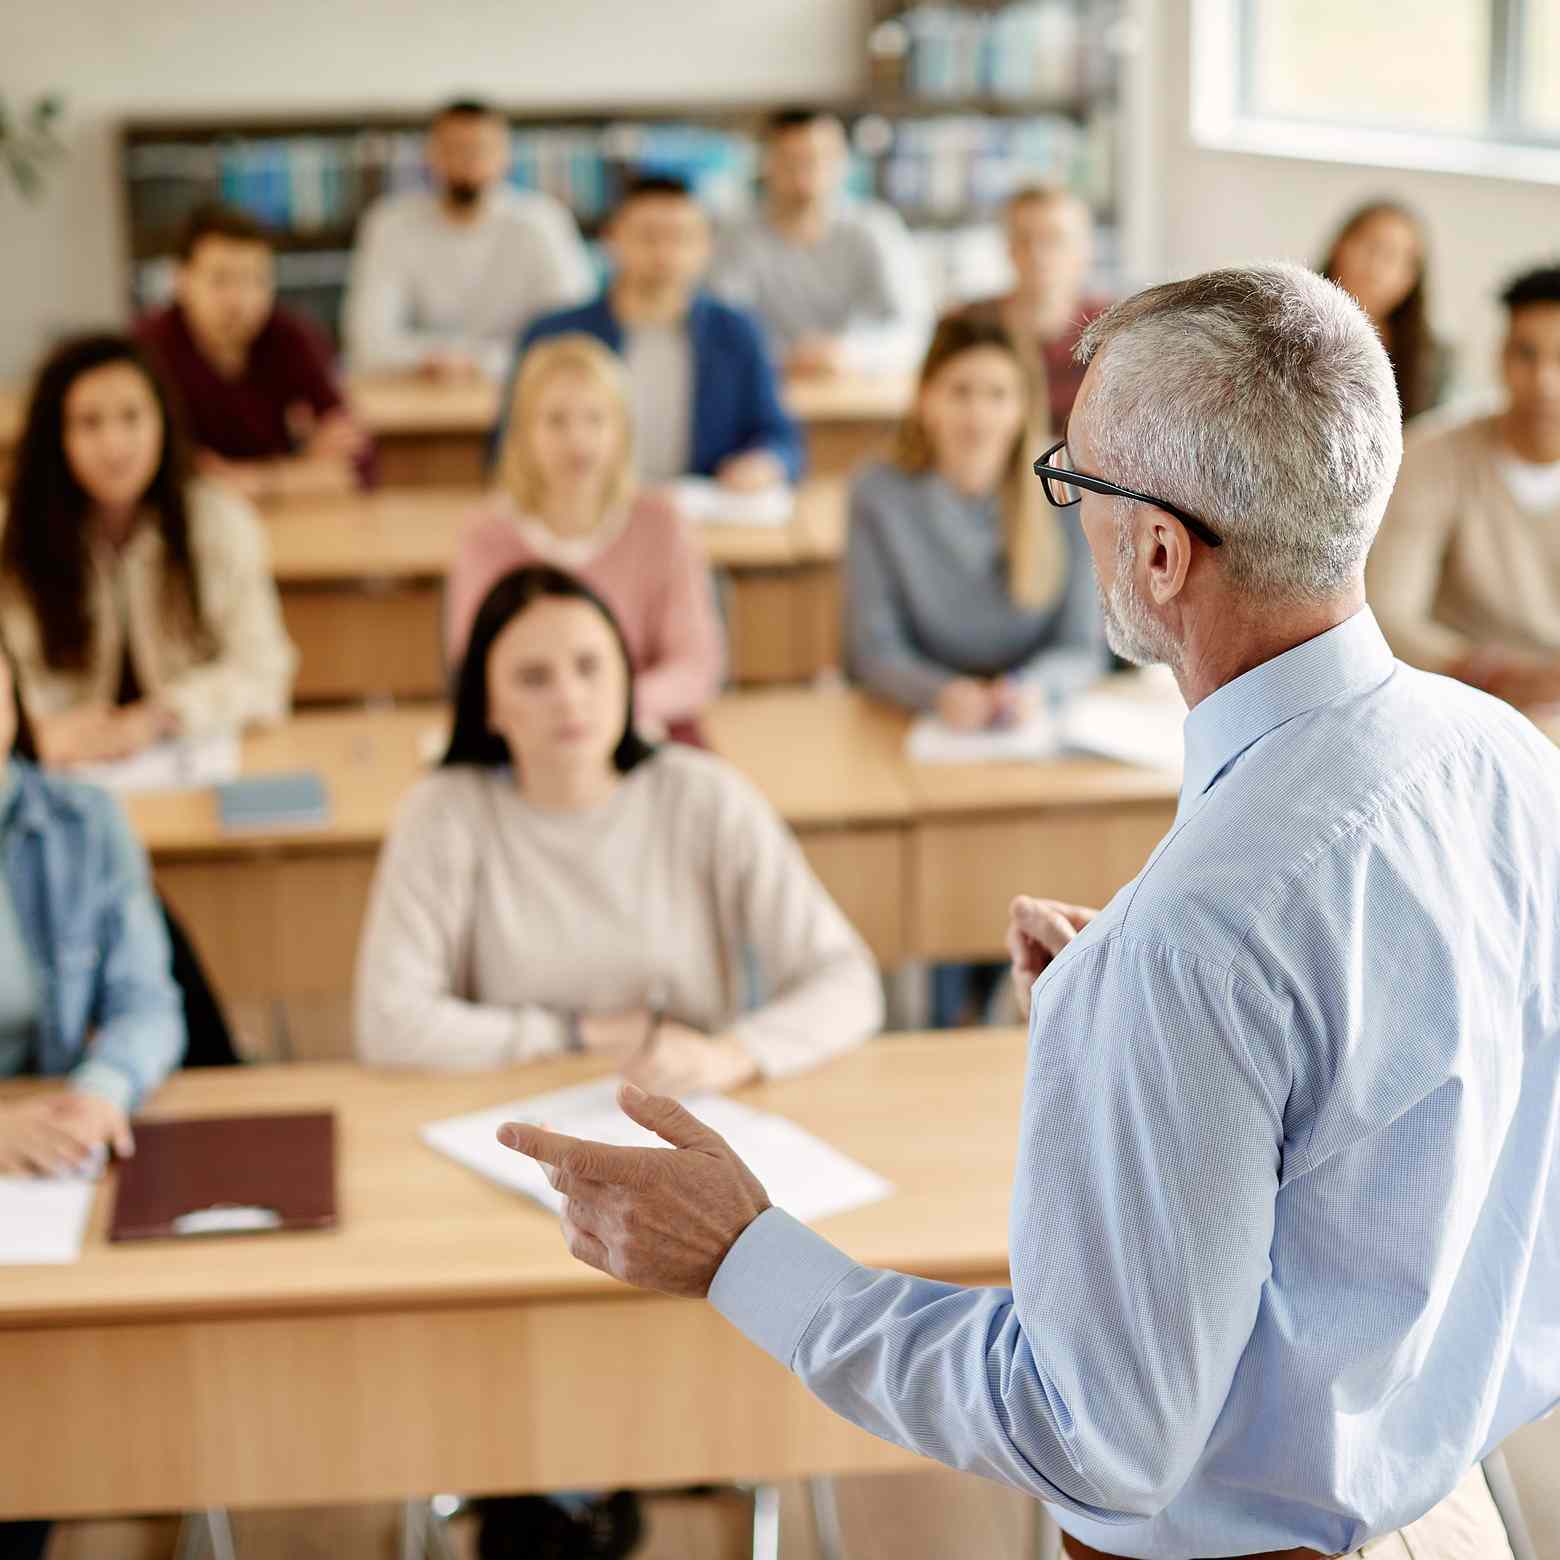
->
[1320,200,1451,421]
[0,334,294,766]
[844,313,1103,732]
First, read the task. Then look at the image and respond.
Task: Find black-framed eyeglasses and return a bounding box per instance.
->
[1032,437,1224,549]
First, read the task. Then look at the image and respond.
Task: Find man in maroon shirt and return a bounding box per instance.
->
[136,203,374,496]
[958,184,1111,437]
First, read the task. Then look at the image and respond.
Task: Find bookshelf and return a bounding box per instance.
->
[117,0,1132,343]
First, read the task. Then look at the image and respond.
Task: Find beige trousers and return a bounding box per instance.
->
[1352,1465,1515,1559]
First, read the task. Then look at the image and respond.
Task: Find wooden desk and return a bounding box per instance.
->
[265,481,849,700]
[349,371,908,488]
[0,381,21,487]
[0,1032,1023,1518]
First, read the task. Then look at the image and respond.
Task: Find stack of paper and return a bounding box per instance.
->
[670,478,795,528]
[0,1168,100,1265]
[69,732,241,794]
[1059,672,1186,774]
[422,1078,892,1225]
[907,710,1059,765]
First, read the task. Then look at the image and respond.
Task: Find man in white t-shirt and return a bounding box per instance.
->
[1368,263,1560,710]
[344,99,595,381]
[708,107,930,377]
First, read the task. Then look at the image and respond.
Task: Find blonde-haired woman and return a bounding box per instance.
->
[845,314,1103,731]
[446,333,723,740]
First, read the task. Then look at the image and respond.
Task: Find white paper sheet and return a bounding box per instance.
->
[669,478,795,528]
[67,732,242,795]
[906,710,1059,765]
[0,1168,99,1265]
[1059,676,1186,775]
[422,1078,893,1226]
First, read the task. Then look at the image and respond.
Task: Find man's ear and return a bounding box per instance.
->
[1145,513,1193,605]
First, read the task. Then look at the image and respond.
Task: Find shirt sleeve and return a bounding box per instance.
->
[727,312,807,483]
[159,488,298,736]
[632,505,726,730]
[343,201,442,374]
[68,792,185,1111]
[835,207,932,375]
[711,930,1286,1521]
[1364,427,1472,670]
[354,777,571,1068]
[844,475,958,711]
[708,767,883,1079]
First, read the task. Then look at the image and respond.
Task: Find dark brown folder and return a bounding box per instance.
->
[109,1112,337,1242]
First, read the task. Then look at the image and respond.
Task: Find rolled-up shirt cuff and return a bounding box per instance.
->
[68,1059,138,1114]
[708,1206,859,1368]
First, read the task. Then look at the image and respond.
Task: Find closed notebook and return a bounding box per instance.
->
[109,1112,338,1242]
[217,770,329,832]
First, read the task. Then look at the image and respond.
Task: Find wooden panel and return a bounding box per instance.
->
[910,802,1176,961]
[799,827,907,966]
[155,852,378,1007]
[724,565,840,685]
[282,585,446,703]
[804,421,892,480]
[374,433,487,488]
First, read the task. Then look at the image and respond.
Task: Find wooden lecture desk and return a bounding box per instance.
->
[349,370,909,487]
[0,381,21,486]
[263,480,848,699]
[0,1030,1024,1520]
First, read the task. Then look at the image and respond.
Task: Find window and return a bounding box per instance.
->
[1192,0,1560,182]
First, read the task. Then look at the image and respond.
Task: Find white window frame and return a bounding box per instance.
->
[1190,0,1560,187]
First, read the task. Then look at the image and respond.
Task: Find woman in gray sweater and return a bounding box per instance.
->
[845,315,1104,728]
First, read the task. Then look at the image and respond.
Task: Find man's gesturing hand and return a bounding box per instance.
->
[497,1083,772,1298]
[1007,896,1099,1016]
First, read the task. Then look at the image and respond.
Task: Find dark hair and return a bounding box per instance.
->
[1,639,38,764]
[1319,200,1436,420]
[1,334,202,671]
[1500,264,1560,313]
[178,201,273,262]
[610,172,695,221]
[442,565,656,775]
[433,97,502,126]
[766,106,832,136]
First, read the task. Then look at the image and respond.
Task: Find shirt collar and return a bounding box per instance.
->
[1177,607,1395,819]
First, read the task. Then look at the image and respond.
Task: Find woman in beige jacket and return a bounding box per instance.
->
[0,335,295,765]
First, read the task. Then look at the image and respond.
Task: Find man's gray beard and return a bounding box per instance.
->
[1096,524,1182,670]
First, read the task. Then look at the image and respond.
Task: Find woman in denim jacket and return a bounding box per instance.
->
[0,643,185,1178]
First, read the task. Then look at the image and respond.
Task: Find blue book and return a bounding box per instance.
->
[217,771,329,833]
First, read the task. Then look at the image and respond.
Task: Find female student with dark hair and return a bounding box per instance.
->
[0,334,295,767]
[356,564,881,1089]
[1320,199,1450,421]
[846,313,1104,730]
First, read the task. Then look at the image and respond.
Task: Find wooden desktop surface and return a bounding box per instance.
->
[0,1031,1022,1515]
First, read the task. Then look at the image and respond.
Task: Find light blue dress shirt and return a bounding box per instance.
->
[711,609,1560,1558]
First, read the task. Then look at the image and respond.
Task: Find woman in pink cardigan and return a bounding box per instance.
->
[446,333,723,740]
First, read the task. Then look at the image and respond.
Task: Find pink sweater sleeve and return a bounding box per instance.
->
[631,498,726,729]
[446,509,528,672]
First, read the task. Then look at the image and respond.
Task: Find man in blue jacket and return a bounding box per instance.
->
[507,174,805,491]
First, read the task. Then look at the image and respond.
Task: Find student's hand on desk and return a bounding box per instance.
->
[36,705,152,766]
[418,347,484,382]
[300,408,370,463]
[578,1009,659,1060]
[47,1092,135,1160]
[1007,896,1098,1017]
[499,1082,772,1298]
[620,1024,759,1097]
[715,450,787,493]
[990,679,1041,726]
[0,1096,108,1176]
[936,677,998,730]
[787,335,847,377]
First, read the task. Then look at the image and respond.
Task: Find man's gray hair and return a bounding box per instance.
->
[1077,263,1403,603]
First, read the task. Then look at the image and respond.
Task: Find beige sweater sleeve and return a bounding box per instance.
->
[708,766,884,1079]
[354,774,571,1068]
[1366,424,1475,671]
[161,484,299,734]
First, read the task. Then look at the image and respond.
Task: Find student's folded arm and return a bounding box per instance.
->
[1363,435,1472,672]
[354,781,570,1069]
[343,205,447,374]
[713,934,1284,1521]
[844,484,956,711]
[711,768,883,1080]
[71,793,185,1113]
[159,489,297,736]
[732,314,807,483]
[633,511,726,727]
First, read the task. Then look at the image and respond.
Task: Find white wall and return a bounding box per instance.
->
[0,0,866,375]
[1145,0,1558,396]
